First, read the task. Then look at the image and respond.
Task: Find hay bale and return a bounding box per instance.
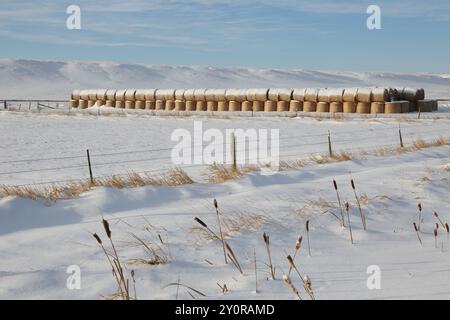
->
[106,89,117,101]
[317,89,331,103]
[175,101,186,111]
[384,102,402,113]
[96,89,107,101]
[155,89,175,101]
[279,89,294,102]
[417,100,433,113]
[400,101,410,113]
[432,100,438,111]
[155,100,165,110]
[218,101,228,111]
[242,101,253,112]
[343,88,358,102]
[401,88,420,102]
[175,89,186,101]
[205,89,216,101]
[96,100,105,107]
[105,100,114,107]
[71,90,81,100]
[229,101,241,112]
[213,89,227,102]
[277,101,289,112]
[135,101,145,109]
[78,100,88,109]
[88,100,96,108]
[328,89,344,103]
[330,102,343,113]
[264,101,276,112]
[356,88,372,103]
[88,90,98,100]
[226,89,246,102]
[135,90,147,101]
[303,101,317,113]
[184,89,195,101]
[409,101,418,112]
[196,100,207,111]
[185,101,196,111]
[289,100,302,112]
[144,89,157,101]
[247,89,269,102]
[304,88,319,102]
[293,88,307,102]
[80,90,90,100]
[343,101,356,113]
[370,102,385,114]
[165,100,175,111]
[125,101,135,109]
[69,100,79,108]
[115,101,125,109]
[252,101,264,112]
[125,89,137,101]
[207,101,218,111]
[356,102,371,114]
[145,101,156,110]
[388,88,400,101]
[115,90,126,101]
[194,89,207,102]
[317,102,330,112]
[371,88,389,102]
[268,89,281,101]
[417,88,425,101]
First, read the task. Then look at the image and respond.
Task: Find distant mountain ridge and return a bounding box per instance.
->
[0,59,449,99]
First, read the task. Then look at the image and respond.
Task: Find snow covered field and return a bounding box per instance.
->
[1,110,450,300]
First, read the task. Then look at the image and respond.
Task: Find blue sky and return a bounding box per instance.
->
[0,0,449,72]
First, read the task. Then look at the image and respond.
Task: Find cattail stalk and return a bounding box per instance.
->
[434,212,446,229]
[345,203,354,244]
[333,179,345,227]
[263,233,276,280]
[446,223,449,241]
[214,199,228,264]
[287,255,315,300]
[434,227,438,249]
[306,221,311,256]
[351,178,366,230]
[283,275,303,300]
[288,236,303,276]
[413,223,422,246]
[417,203,422,232]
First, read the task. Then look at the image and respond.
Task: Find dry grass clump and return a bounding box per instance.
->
[279,160,306,170]
[0,181,92,201]
[127,233,170,266]
[309,151,352,165]
[206,163,257,183]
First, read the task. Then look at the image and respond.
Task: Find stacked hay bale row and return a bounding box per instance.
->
[70,87,437,113]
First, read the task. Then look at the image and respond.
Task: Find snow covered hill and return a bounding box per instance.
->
[0,59,449,100]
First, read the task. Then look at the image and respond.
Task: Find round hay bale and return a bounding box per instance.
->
[78,100,88,109]
[247,89,269,102]
[125,89,136,101]
[204,89,215,101]
[213,89,227,102]
[175,101,186,111]
[293,88,307,102]
[144,89,157,101]
[135,101,145,109]
[226,89,246,102]
[330,102,343,113]
[96,89,107,101]
[185,101,196,111]
[218,101,228,111]
[388,88,400,101]
[155,89,175,101]
[279,89,294,102]
[165,100,175,111]
[196,100,206,111]
[432,100,438,111]
[343,101,356,113]
[264,101,276,112]
[328,89,344,103]
[125,101,135,109]
[88,90,98,100]
[343,88,358,102]
[409,101,418,112]
[289,100,302,112]
[105,100,114,107]
[317,89,331,103]
[135,90,146,101]
[277,101,289,112]
[115,90,126,101]
[401,88,420,102]
[155,100,165,110]
[80,90,90,100]
[356,88,372,103]
[88,100,96,108]
[268,89,281,102]
[145,101,156,110]
[384,102,402,113]
[96,100,105,107]
[370,102,385,114]
[183,89,195,101]
[229,101,241,112]
[417,100,433,113]
[69,100,79,108]
[356,102,371,114]
[194,89,207,102]
[304,88,319,102]
[317,102,330,113]
[303,101,317,113]
[371,88,389,102]
[253,101,264,112]
[417,88,425,101]
[400,101,411,113]
[106,89,117,101]
[115,101,125,109]
[242,101,253,112]
[71,90,81,100]
[207,101,218,112]
[175,89,186,101]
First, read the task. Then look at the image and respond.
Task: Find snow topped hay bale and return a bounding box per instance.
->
[371,88,389,102]
[115,90,127,101]
[69,100,79,108]
[290,100,302,112]
[293,88,307,102]
[417,100,434,113]
[242,101,253,112]
[356,102,371,114]
[115,101,125,108]
[264,101,276,112]
[194,89,207,102]
[196,100,207,111]
[304,88,319,102]
[135,101,145,109]
[78,100,88,109]
[303,101,317,112]
[213,89,227,102]
[229,101,241,112]
[218,101,228,111]
[318,89,331,103]
[175,100,186,111]
[175,89,186,101]
[247,89,269,102]
[343,88,358,102]
[155,100,165,110]
[207,101,218,111]
[145,101,156,110]
[105,100,114,107]
[330,102,343,113]
[125,101,135,109]
[370,102,385,114]
[268,88,281,102]
[253,101,264,112]
[96,89,107,101]
[71,90,81,100]
[106,89,117,101]
[185,101,196,111]
[328,89,344,103]
[226,89,245,102]
[388,88,401,101]
[343,101,356,113]
[317,102,330,112]
[165,100,175,111]
[125,89,137,101]
[384,102,402,113]
[277,101,289,112]
[88,90,98,101]
[80,90,90,101]
[417,88,425,101]
[356,88,372,103]
[155,89,175,101]
[183,89,195,101]
[279,89,294,102]
[135,89,147,101]
[205,89,216,102]
[401,88,421,102]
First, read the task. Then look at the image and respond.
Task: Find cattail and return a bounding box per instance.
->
[345,202,354,244]
[194,217,208,228]
[445,223,449,240]
[102,218,112,239]
[434,212,446,229]
[417,203,422,232]
[295,236,303,251]
[213,199,228,264]
[351,178,366,230]
[283,275,302,300]
[306,221,311,256]
[434,227,438,249]
[333,179,345,227]
[225,242,243,274]
[213,198,218,209]
[263,232,275,280]
[93,233,102,245]
[131,270,137,300]
[287,255,315,300]
[303,275,315,300]
[413,223,422,246]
